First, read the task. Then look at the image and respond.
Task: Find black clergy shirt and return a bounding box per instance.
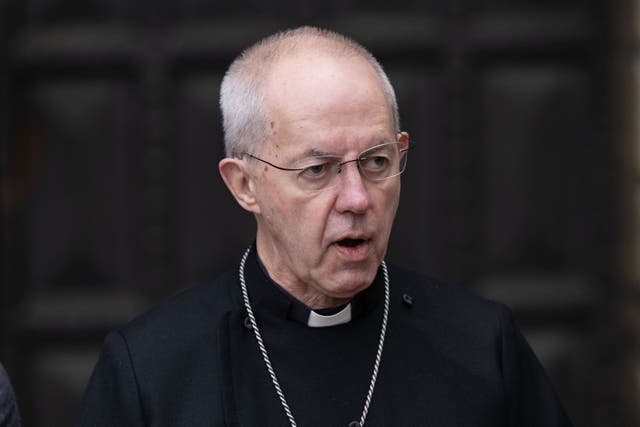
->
[76,246,573,426]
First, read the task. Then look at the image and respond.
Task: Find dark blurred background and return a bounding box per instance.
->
[2,0,639,426]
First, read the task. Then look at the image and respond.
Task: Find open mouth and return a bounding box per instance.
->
[336,238,366,247]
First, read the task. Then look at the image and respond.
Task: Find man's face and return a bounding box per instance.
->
[249,54,407,308]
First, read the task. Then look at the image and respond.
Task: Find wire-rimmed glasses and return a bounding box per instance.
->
[241,141,410,192]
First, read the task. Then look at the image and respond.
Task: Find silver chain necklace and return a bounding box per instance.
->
[238,247,390,427]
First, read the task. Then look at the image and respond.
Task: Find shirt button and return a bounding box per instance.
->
[402,293,414,308]
[243,316,253,330]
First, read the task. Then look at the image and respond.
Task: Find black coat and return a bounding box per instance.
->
[77,249,572,426]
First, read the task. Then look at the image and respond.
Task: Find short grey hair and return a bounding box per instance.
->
[219,26,400,157]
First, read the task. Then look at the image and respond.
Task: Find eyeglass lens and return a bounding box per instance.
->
[295,142,408,192]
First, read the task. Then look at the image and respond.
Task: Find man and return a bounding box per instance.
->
[0,362,21,427]
[77,27,572,426]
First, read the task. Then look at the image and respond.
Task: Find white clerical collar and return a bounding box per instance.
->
[307,303,352,327]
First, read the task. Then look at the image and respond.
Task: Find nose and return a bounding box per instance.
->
[334,161,370,214]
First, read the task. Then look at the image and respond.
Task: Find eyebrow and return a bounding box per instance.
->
[300,148,338,157]
[299,140,393,158]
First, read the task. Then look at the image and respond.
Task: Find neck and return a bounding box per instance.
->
[299,293,351,311]
[255,238,351,310]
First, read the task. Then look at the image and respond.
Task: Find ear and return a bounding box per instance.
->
[397,131,409,150]
[218,158,261,214]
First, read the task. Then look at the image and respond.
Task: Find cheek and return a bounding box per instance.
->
[386,191,401,220]
[266,193,331,243]
[298,198,333,236]
[376,183,401,216]
[258,190,292,235]
[375,187,401,244]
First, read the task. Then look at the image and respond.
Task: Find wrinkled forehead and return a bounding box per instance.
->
[266,53,387,111]
[260,54,395,155]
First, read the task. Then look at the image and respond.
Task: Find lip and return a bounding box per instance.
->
[331,237,371,262]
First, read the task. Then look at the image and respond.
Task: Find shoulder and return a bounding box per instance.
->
[116,268,239,351]
[386,265,520,378]
[387,264,511,339]
[388,264,505,313]
[79,270,242,424]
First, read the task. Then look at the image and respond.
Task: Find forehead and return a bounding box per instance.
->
[262,53,394,155]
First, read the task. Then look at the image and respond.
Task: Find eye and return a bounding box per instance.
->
[361,155,390,171]
[301,162,330,178]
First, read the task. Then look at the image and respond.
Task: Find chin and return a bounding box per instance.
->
[329,269,377,298]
